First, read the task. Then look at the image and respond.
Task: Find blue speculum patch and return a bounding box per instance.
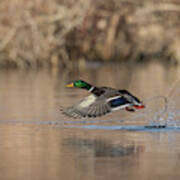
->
[109,97,129,107]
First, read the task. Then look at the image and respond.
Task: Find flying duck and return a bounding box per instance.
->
[61,80,145,118]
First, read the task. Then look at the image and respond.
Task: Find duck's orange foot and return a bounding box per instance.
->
[133,105,145,109]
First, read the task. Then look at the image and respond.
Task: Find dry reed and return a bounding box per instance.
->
[0,0,180,69]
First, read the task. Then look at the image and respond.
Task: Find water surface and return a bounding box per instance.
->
[0,62,180,180]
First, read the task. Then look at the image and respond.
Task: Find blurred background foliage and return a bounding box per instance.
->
[0,0,180,69]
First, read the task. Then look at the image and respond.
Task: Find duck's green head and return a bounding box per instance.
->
[66,80,92,90]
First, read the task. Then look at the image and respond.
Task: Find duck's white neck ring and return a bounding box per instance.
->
[88,86,95,92]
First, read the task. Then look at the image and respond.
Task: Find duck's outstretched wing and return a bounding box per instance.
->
[61,94,112,118]
[61,94,131,118]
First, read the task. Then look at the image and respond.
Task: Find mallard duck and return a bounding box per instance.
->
[61,80,145,118]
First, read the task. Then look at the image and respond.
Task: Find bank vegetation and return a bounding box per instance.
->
[0,0,180,69]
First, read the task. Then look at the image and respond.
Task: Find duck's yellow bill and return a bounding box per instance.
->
[66,83,74,87]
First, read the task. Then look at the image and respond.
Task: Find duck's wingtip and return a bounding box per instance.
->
[60,106,83,119]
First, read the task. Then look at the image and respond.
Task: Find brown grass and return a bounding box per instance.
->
[0,0,180,69]
[0,0,90,69]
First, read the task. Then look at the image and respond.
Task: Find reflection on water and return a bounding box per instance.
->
[63,137,143,157]
[0,62,180,179]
